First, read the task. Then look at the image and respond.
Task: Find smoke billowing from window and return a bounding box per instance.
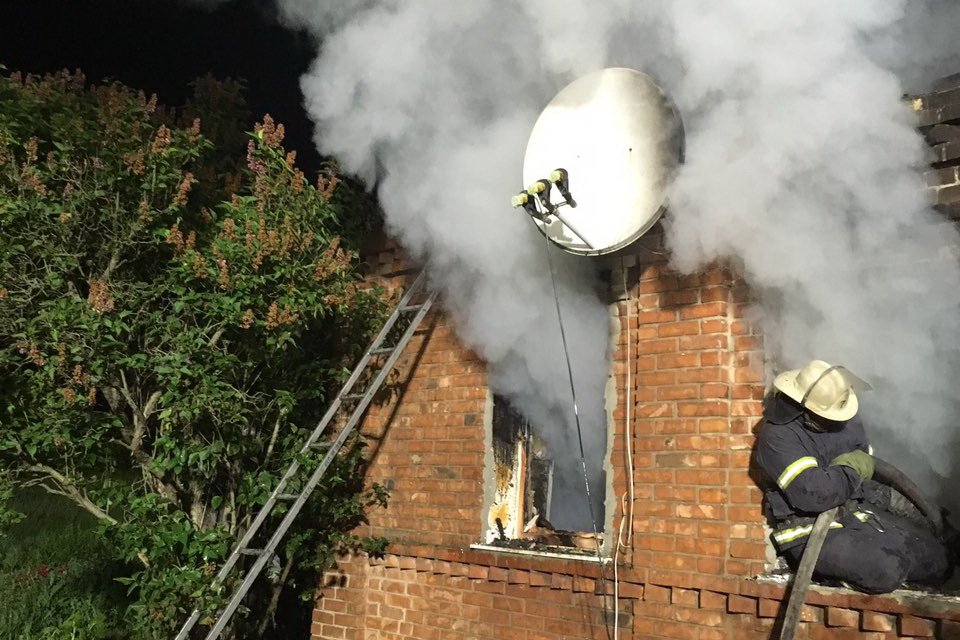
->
[277,1,960,513]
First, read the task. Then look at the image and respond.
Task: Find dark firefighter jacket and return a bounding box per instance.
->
[754,393,889,551]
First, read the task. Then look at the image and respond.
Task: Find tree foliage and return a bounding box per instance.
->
[0,68,389,638]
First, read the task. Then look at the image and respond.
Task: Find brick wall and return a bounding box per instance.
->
[607,227,769,584]
[311,91,960,637]
[313,548,960,639]
[312,227,960,639]
[917,76,960,218]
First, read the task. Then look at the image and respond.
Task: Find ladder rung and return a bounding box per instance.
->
[173,276,436,640]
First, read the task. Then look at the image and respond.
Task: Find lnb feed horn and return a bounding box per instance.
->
[549,168,575,207]
[511,191,542,220]
[526,179,554,211]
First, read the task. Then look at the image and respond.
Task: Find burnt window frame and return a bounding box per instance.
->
[479,393,610,556]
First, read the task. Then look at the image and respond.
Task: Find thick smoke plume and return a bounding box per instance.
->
[276,1,960,515]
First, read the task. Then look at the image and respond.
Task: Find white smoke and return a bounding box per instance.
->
[278,1,960,515]
[657,1,960,510]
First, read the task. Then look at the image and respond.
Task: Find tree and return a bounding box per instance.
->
[0,68,389,638]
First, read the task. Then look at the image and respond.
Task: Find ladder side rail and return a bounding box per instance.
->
[174,448,311,640]
[299,271,427,452]
[201,292,436,640]
[176,273,428,640]
[175,611,202,640]
[222,272,430,573]
[331,293,435,439]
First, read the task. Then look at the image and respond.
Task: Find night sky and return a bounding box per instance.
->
[3,0,323,172]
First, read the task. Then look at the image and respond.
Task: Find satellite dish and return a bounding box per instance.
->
[519,68,684,256]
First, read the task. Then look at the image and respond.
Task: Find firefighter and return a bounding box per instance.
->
[755,359,952,593]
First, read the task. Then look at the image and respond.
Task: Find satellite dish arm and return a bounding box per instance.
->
[512,171,596,250]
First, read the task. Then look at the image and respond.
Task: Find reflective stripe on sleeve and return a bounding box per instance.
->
[777,456,819,490]
[773,521,843,545]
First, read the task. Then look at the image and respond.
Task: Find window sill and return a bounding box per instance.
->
[469,543,608,563]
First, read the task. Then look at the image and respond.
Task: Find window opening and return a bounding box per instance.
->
[485,395,605,554]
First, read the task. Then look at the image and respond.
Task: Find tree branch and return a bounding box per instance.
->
[103,386,122,415]
[143,390,162,420]
[257,553,296,636]
[119,370,157,453]
[209,327,226,349]
[26,464,117,525]
[263,415,282,467]
[111,439,182,503]
[101,249,121,281]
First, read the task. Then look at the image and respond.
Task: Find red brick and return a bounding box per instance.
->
[572,576,594,592]
[507,569,529,585]
[644,584,671,603]
[677,367,723,383]
[700,383,730,399]
[700,351,722,366]
[826,606,859,628]
[698,522,729,538]
[673,607,725,627]
[638,337,680,354]
[658,321,700,337]
[697,556,723,575]
[658,385,699,401]
[661,289,699,307]
[899,615,936,637]
[549,573,572,590]
[862,611,895,632]
[940,620,960,638]
[697,419,730,433]
[675,470,726,487]
[698,590,725,610]
[675,537,725,556]
[638,370,678,386]
[529,571,550,587]
[638,309,678,323]
[729,541,765,560]
[727,594,756,615]
[487,566,508,582]
[679,334,728,350]
[634,618,699,640]
[680,302,728,320]
[671,587,699,607]
[658,353,700,369]
[617,581,644,599]
[801,605,823,623]
[757,598,781,618]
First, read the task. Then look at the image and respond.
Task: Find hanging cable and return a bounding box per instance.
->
[541,232,602,544]
[541,232,613,640]
[613,258,636,639]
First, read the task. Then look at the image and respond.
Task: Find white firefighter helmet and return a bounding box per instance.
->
[773,359,870,422]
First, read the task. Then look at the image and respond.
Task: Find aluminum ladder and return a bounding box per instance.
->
[175,270,436,640]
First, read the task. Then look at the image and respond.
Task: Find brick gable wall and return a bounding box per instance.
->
[312,226,960,639]
[316,80,960,637]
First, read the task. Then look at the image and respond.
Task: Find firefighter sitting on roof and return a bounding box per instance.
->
[755,359,953,593]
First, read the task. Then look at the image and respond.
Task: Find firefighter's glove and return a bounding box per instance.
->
[830,450,875,482]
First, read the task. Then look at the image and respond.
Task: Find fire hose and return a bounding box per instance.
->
[777,456,943,640]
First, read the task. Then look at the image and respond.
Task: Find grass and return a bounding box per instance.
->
[0,489,129,640]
